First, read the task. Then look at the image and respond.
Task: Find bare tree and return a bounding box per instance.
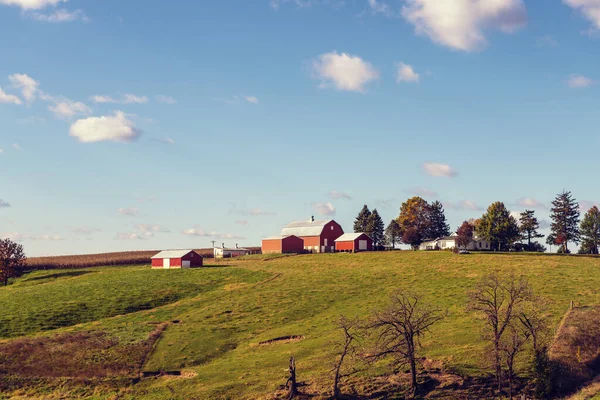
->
[467,272,533,393]
[517,299,549,354]
[285,356,298,399]
[364,289,446,394]
[332,316,362,398]
[0,238,27,286]
[500,323,531,400]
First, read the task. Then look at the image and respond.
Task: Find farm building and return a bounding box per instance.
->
[419,234,491,251]
[151,250,203,269]
[280,217,344,253]
[335,233,373,252]
[261,235,304,254]
[213,244,249,258]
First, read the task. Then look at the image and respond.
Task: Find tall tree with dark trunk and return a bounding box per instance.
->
[385,220,402,249]
[519,210,544,251]
[476,202,520,251]
[456,221,474,250]
[0,238,27,286]
[331,316,362,399]
[366,209,385,247]
[365,289,446,395]
[579,206,600,254]
[426,200,451,239]
[548,190,580,253]
[398,196,431,248]
[353,205,371,233]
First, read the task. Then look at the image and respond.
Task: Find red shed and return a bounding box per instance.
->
[280,217,344,253]
[262,235,304,254]
[335,233,373,252]
[151,250,203,269]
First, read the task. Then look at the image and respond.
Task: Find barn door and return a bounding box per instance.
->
[359,240,368,250]
[182,260,191,269]
[163,259,170,269]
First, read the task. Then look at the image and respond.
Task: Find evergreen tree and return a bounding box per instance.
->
[366,209,385,247]
[398,196,431,248]
[476,202,520,251]
[579,206,600,254]
[385,220,403,249]
[548,191,580,253]
[519,210,544,251]
[353,205,371,233]
[426,201,451,239]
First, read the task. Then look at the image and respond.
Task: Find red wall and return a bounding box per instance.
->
[262,239,282,253]
[281,235,305,253]
[320,221,344,247]
[335,241,355,251]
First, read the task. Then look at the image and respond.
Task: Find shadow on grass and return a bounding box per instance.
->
[24,270,96,282]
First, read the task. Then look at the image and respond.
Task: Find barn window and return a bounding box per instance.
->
[331,226,334,230]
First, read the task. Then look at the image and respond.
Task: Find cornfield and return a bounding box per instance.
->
[27,249,217,270]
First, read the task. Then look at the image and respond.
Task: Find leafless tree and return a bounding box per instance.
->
[331,315,363,398]
[500,323,531,400]
[364,289,447,394]
[517,299,549,354]
[285,356,297,399]
[0,238,27,286]
[467,272,533,393]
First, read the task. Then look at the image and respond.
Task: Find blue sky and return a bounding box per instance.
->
[2,0,600,256]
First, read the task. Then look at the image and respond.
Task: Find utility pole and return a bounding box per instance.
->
[211,240,216,248]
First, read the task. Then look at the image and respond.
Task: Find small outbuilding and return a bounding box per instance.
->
[335,233,373,253]
[213,243,249,259]
[151,250,203,269]
[262,235,304,254]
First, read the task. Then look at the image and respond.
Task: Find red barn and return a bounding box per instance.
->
[335,233,373,252]
[151,250,203,269]
[262,235,304,254]
[280,217,344,253]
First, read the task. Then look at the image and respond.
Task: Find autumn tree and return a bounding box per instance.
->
[365,289,446,394]
[548,191,580,253]
[519,210,544,251]
[468,272,534,393]
[0,238,27,286]
[384,220,402,249]
[426,201,450,239]
[476,202,520,251]
[398,196,431,248]
[579,206,600,254]
[331,316,362,399]
[353,205,371,233]
[366,209,385,248]
[456,221,474,250]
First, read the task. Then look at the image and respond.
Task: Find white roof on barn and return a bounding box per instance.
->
[262,235,294,241]
[335,232,369,242]
[151,250,197,259]
[214,247,249,251]
[281,219,333,237]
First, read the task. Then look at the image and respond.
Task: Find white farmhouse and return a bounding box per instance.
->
[213,243,249,258]
[419,234,491,251]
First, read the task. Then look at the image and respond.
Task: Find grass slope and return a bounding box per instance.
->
[1,252,600,399]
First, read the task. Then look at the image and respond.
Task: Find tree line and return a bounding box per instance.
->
[353,190,600,254]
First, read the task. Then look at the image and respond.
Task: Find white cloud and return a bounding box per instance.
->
[117,207,139,216]
[0,148,3,154]
[516,197,547,210]
[35,234,63,241]
[406,187,438,197]
[537,35,559,47]
[564,0,600,31]
[368,0,393,16]
[422,162,457,177]
[90,95,117,104]
[155,95,176,104]
[312,202,336,216]
[12,143,20,150]
[69,111,142,143]
[396,62,420,83]
[155,137,175,145]
[312,51,379,92]
[567,74,595,88]
[136,224,169,236]
[0,0,65,10]
[245,96,259,104]
[116,224,168,240]
[236,220,249,225]
[69,226,101,234]
[328,190,352,200]
[8,73,39,104]
[401,0,527,52]
[116,232,146,240]
[0,86,22,105]
[270,0,343,10]
[229,207,276,216]
[444,200,483,212]
[3,232,63,241]
[0,199,10,208]
[122,94,148,104]
[510,210,522,223]
[30,8,88,22]
[181,228,246,240]
[580,200,600,212]
[48,99,91,119]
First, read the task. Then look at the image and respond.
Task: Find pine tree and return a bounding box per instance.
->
[426,201,450,239]
[476,202,520,251]
[385,220,403,249]
[579,206,600,254]
[519,210,544,251]
[353,205,371,233]
[366,209,385,247]
[548,191,580,253]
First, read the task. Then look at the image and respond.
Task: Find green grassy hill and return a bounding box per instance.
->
[2,252,600,399]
